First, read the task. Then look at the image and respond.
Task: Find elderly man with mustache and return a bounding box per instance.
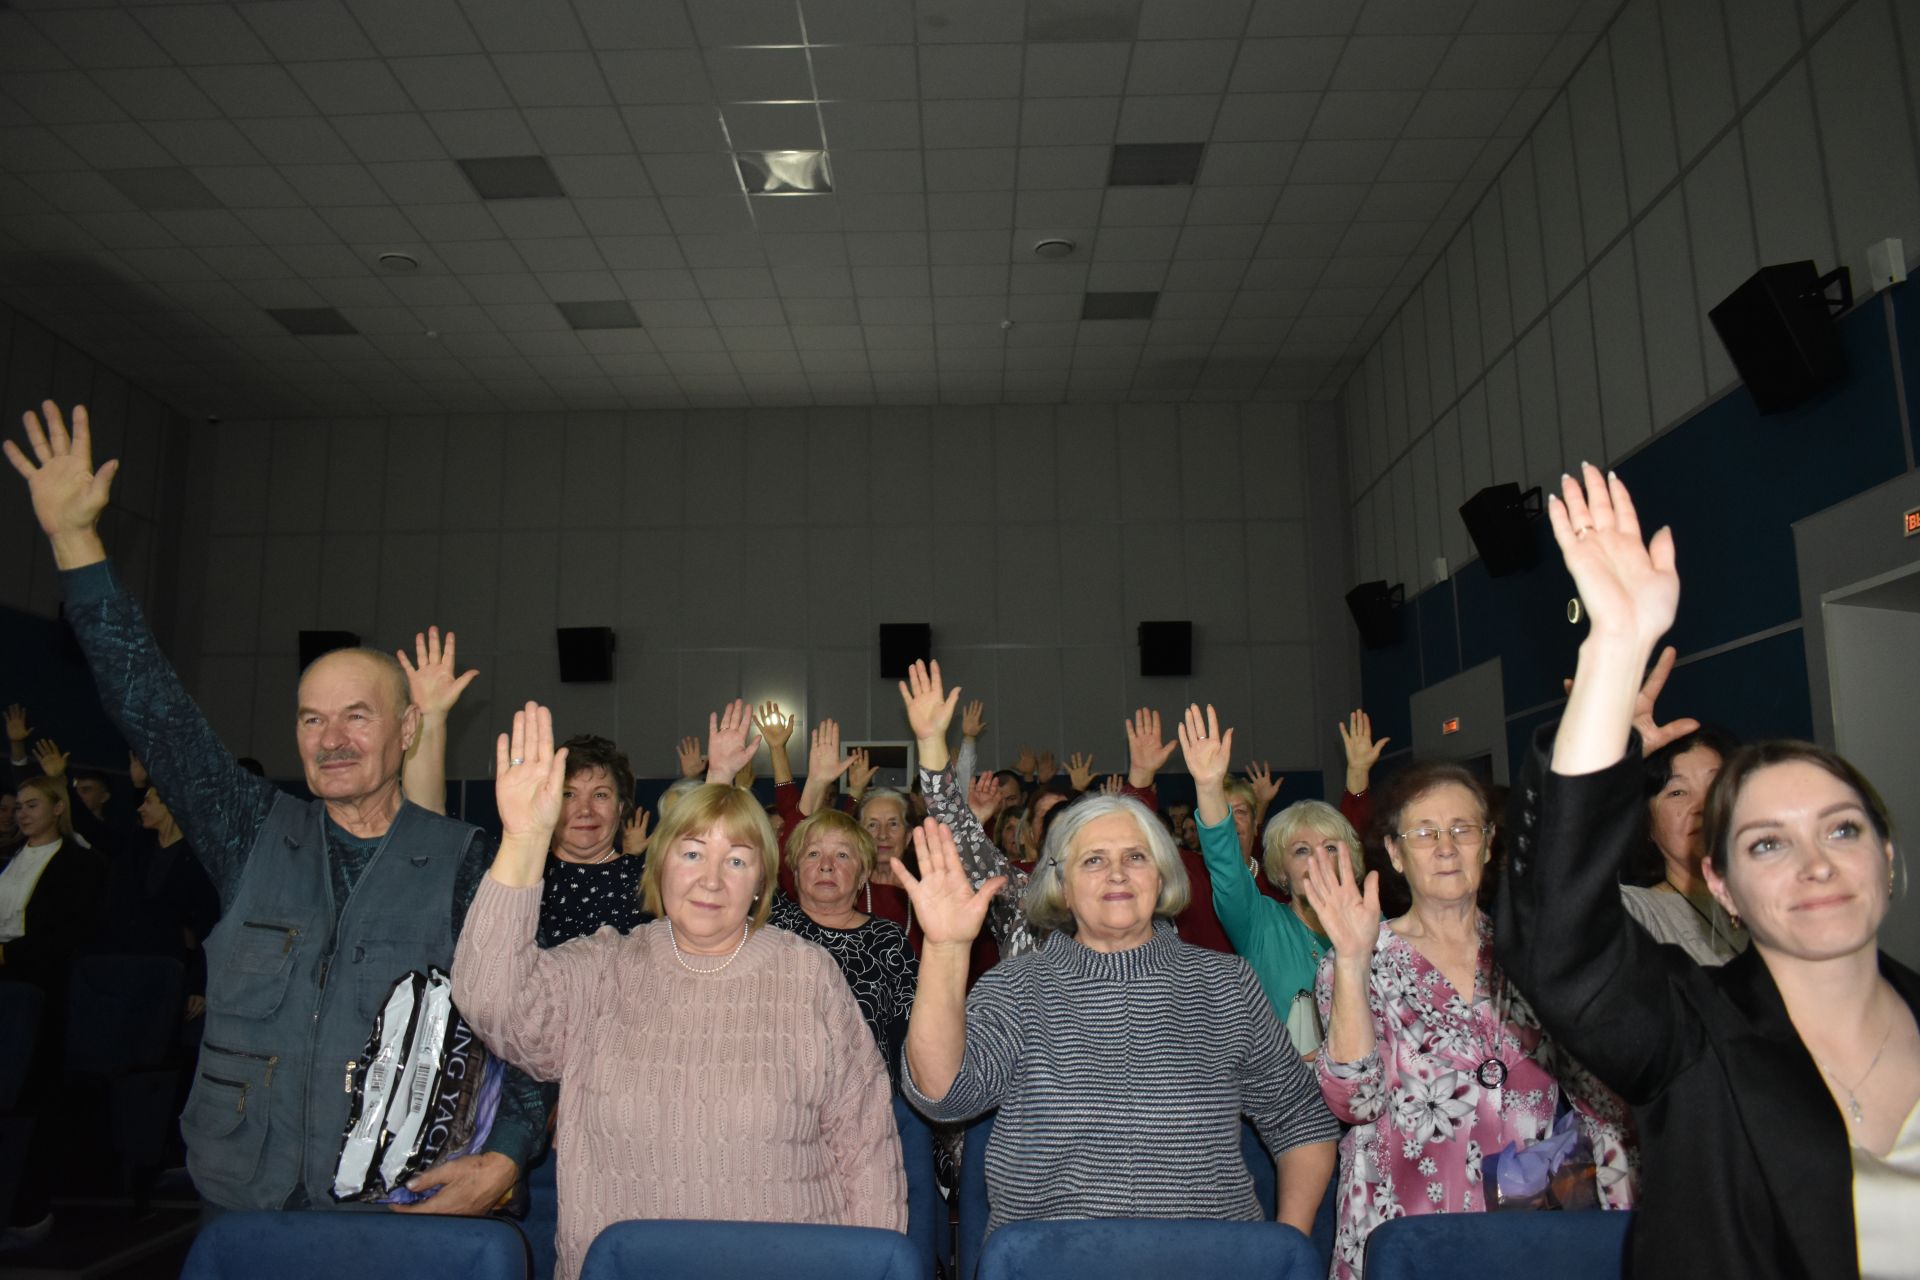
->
[4,402,545,1220]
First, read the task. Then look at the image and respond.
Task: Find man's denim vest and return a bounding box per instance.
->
[182,794,474,1209]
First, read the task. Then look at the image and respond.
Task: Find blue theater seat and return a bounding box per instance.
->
[519,1151,560,1280]
[578,1220,922,1280]
[1362,1208,1633,1280]
[892,1093,943,1278]
[978,1218,1322,1280]
[180,1210,532,1280]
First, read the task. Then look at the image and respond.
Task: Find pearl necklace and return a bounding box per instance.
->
[666,918,750,974]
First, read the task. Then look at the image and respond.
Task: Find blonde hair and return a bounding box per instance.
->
[656,777,704,823]
[1022,795,1190,933]
[1221,779,1256,815]
[639,784,779,929]
[784,807,877,880]
[1262,800,1364,887]
[16,775,73,839]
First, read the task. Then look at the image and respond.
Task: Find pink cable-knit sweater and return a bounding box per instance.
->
[454,877,906,1280]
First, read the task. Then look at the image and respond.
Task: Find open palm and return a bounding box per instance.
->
[1550,464,1679,650]
[895,818,1003,946]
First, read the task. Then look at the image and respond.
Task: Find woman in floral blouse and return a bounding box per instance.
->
[1299,761,1635,1278]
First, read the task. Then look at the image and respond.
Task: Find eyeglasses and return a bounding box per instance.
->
[1395,823,1493,851]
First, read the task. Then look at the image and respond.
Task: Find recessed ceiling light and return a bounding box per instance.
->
[1033,238,1076,259]
[736,150,832,194]
[377,252,419,272]
[557,300,642,330]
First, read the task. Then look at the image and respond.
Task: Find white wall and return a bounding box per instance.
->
[170,401,1360,784]
[1,297,189,627]
[1340,0,1920,588]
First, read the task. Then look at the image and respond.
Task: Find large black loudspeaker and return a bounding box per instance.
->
[1344,582,1404,650]
[878,623,931,679]
[1458,483,1542,577]
[1137,620,1192,677]
[298,629,361,670]
[557,627,616,683]
[1708,261,1852,413]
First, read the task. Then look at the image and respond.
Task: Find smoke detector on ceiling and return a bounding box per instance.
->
[377,252,420,272]
[1032,238,1076,259]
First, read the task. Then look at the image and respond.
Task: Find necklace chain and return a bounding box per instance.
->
[667,917,750,974]
[1811,1012,1897,1127]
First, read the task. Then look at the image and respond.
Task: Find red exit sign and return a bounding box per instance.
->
[1906,506,1920,537]
[1441,716,1461,735]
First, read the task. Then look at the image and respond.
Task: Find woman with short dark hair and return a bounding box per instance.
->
[1620,720,1747,964]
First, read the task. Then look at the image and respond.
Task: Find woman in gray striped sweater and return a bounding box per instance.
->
[892,788,1340,1239]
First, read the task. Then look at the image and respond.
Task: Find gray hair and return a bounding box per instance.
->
[857,787,909,822]
[1022,794,1190,933]
[656,777,704,823]
[1261,800,1364,888]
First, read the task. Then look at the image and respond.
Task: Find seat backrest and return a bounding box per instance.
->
[892,1093,940,1278]
[180,1210,532,1280]
[1362,1209,1633,1280]
[0,982,44,1109]
[519,1153,560,1280]
[978,1218,1321,1280]
[65,955,184,1074]
[579,1220,922,1280]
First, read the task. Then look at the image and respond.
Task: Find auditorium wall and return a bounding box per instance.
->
[163,401,1361,796]
[1334,0,1920,773]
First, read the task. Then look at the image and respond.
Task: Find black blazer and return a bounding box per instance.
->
[1496,732,1920,1280]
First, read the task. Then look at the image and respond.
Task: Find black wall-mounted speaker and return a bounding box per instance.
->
[1708,260,1852,414]
[878,623,931,679]
[298,629,361,670]
[1458,483,1542,577]
[1137,620,1193,677]
[556,627,616,683]
[1344,582,1404,650]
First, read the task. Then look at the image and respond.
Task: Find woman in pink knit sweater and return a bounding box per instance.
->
[454,703,907,1280]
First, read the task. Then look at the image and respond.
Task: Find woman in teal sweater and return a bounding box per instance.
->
[1177,703,1364,1057]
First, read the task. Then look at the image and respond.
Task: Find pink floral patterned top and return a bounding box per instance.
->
[1314,915,1636,1278]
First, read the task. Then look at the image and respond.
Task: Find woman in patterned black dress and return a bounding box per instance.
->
[770,807,918,1084]
[534,734,653,948]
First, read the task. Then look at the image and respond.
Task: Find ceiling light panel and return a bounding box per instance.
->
[457,155,567,199]
[101,166,226,211]
[737,150,833,194]
[1081,291,1158,320]
[1107,142,1205,186]
[557,300,643,329]
[269,307,360,335]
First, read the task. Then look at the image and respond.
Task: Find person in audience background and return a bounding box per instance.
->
[1501,465,1920,1280]
[1180,704,1363,1055]
[769,807,917,1086]
[5,401,544,1220]
[454,703,904,1280]
[1621,711,1748,965]
[1302,750,1636,1278]
[895,795,1339,1236]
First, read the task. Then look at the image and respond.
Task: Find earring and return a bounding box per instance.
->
[1728,909,1743,931]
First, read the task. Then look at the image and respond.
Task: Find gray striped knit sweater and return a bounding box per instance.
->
[903,921,1340,1234]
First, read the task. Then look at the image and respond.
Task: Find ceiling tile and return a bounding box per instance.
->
[516,236,605,270]
[810,46,919,102]
[598,50,711,105]
[918,46,1022,99]
[56,123,176,169]
[343,0,482,57]
[1015,146,1108,190]
[570,0,698,48]
[659,194,753,234]
[1289,138,1391,182]
[705,48,813,103]
[920,100,1020,149]
[238,1,379,62]
[1114,96,1223,146]
[687,0,804,46]
[132,6,275,65]
[193,164,307,208]
[1354,0,1474,35]
[10,71,132,125]
[1429,32,1559,89]
[522,107,632,156]
[784,296,863,324]
[722,103,823,150]
[333,114,448,163]
[1328,35,1451,89]
[459,0,588,52]
[367,159,481,204]
[1212,92,1319,142]
[1021,43,1131,97]
[494,52,612,107]
[1020,97,1121,147]
[391,55,515,111]
[487,198,588,238]
[1306,90,1422,139]
[623,105,729,152]
[1127,40,1239,96]
[1098,186,1191,225]
[821,102,921,150]
[1245,0,1364,38]
[288,61,415,115]
[1400,88,1519,138]
[1228,37,1345,92]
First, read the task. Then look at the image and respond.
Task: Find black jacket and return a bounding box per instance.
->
[1497,731,1920,1280]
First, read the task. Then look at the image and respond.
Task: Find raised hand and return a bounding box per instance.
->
[32,738,69,778]
[128,752,148,790]
[846,748,877,800]
[1034,750,1056,783]
[1551,464,1679,650]
[621,807,652,856]
[1013,745,1037,778]
[398,626,478,718]
[1297,844,1381,962]
[894,818,1004,947]
[5,401,118,567]
[1176,704,1234,794]
[962,699,987,740]
[495,702,568,844]
[676,736,706,780]
[1066,751,1095,791]
[1246,760,1282,808]
[897,659,960,744]
[4,704,30,748]
[705,699,761,783]
[1631,645,1699,754]
[1098,774,1124,796]
[966,772,1003,826]
[754,700,794,750]
[1125,708,1178,787]
[1338,710,1390,794]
